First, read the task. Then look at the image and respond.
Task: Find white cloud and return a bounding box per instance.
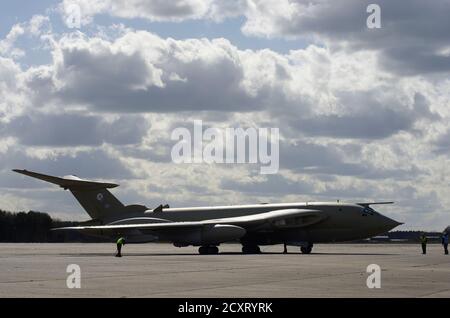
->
[0,24,26,58]
[19,28,439,133]
[0,57,29,120]
[241,0,450,76]
[0,3,449,230]
[61,0,450,77]
[0,15,51,59]
[60,0,214,26]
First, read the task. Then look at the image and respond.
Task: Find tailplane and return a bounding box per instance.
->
[13,169,125,221]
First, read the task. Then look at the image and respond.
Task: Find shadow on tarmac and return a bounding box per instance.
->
[59,251,399,257]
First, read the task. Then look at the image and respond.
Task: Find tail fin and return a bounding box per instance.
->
[13,169,125,221]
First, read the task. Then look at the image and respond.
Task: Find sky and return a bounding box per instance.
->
[0,0,449,231]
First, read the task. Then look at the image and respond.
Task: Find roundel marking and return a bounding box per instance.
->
[96,193,104,201]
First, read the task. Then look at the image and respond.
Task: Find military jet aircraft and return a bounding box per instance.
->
[13,169,402,254]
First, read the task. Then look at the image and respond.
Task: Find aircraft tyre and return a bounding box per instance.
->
[242,245,261,254]
[199,245,219,255]
[208,246,219,254]
[300,243,313,254]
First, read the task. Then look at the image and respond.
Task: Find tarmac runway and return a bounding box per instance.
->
[1,243,449,298]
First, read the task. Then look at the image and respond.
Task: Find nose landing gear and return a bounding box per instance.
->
[300,243,313,254]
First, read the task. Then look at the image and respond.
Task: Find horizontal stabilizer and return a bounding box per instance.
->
[12,169,119,190]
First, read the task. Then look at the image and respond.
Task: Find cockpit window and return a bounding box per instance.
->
[362,207,377,215]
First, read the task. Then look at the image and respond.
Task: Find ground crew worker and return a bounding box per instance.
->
[442,232,449,255]
[116,236,125,257]
[283,243,287,254]
[419,233,427,255]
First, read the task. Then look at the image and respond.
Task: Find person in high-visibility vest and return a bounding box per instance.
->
[419,233,427,255]
[116,236,125,257]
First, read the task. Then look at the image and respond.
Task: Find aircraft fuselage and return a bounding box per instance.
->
[106,202,400,245]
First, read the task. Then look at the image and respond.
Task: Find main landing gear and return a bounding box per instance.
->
[198,245,219,255]
[242,245,261,254]
[300,243,313,254]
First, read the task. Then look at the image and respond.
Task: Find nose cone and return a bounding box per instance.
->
[380,215,403,231]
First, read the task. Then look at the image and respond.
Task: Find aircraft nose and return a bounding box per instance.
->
[380,215,403,231]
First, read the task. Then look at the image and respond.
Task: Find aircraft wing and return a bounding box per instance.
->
[356,201,394,207]
[54,208,327,232]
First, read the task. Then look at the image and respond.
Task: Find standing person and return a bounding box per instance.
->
[283,243,287,254]
[442,232,449,255]
[116,235,125,257]
[419,233,427,255]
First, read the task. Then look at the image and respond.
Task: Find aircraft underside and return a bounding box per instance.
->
[93,227,366,255]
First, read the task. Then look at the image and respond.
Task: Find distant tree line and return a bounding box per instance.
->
[366,230,445,243]
[0,210,108,242]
